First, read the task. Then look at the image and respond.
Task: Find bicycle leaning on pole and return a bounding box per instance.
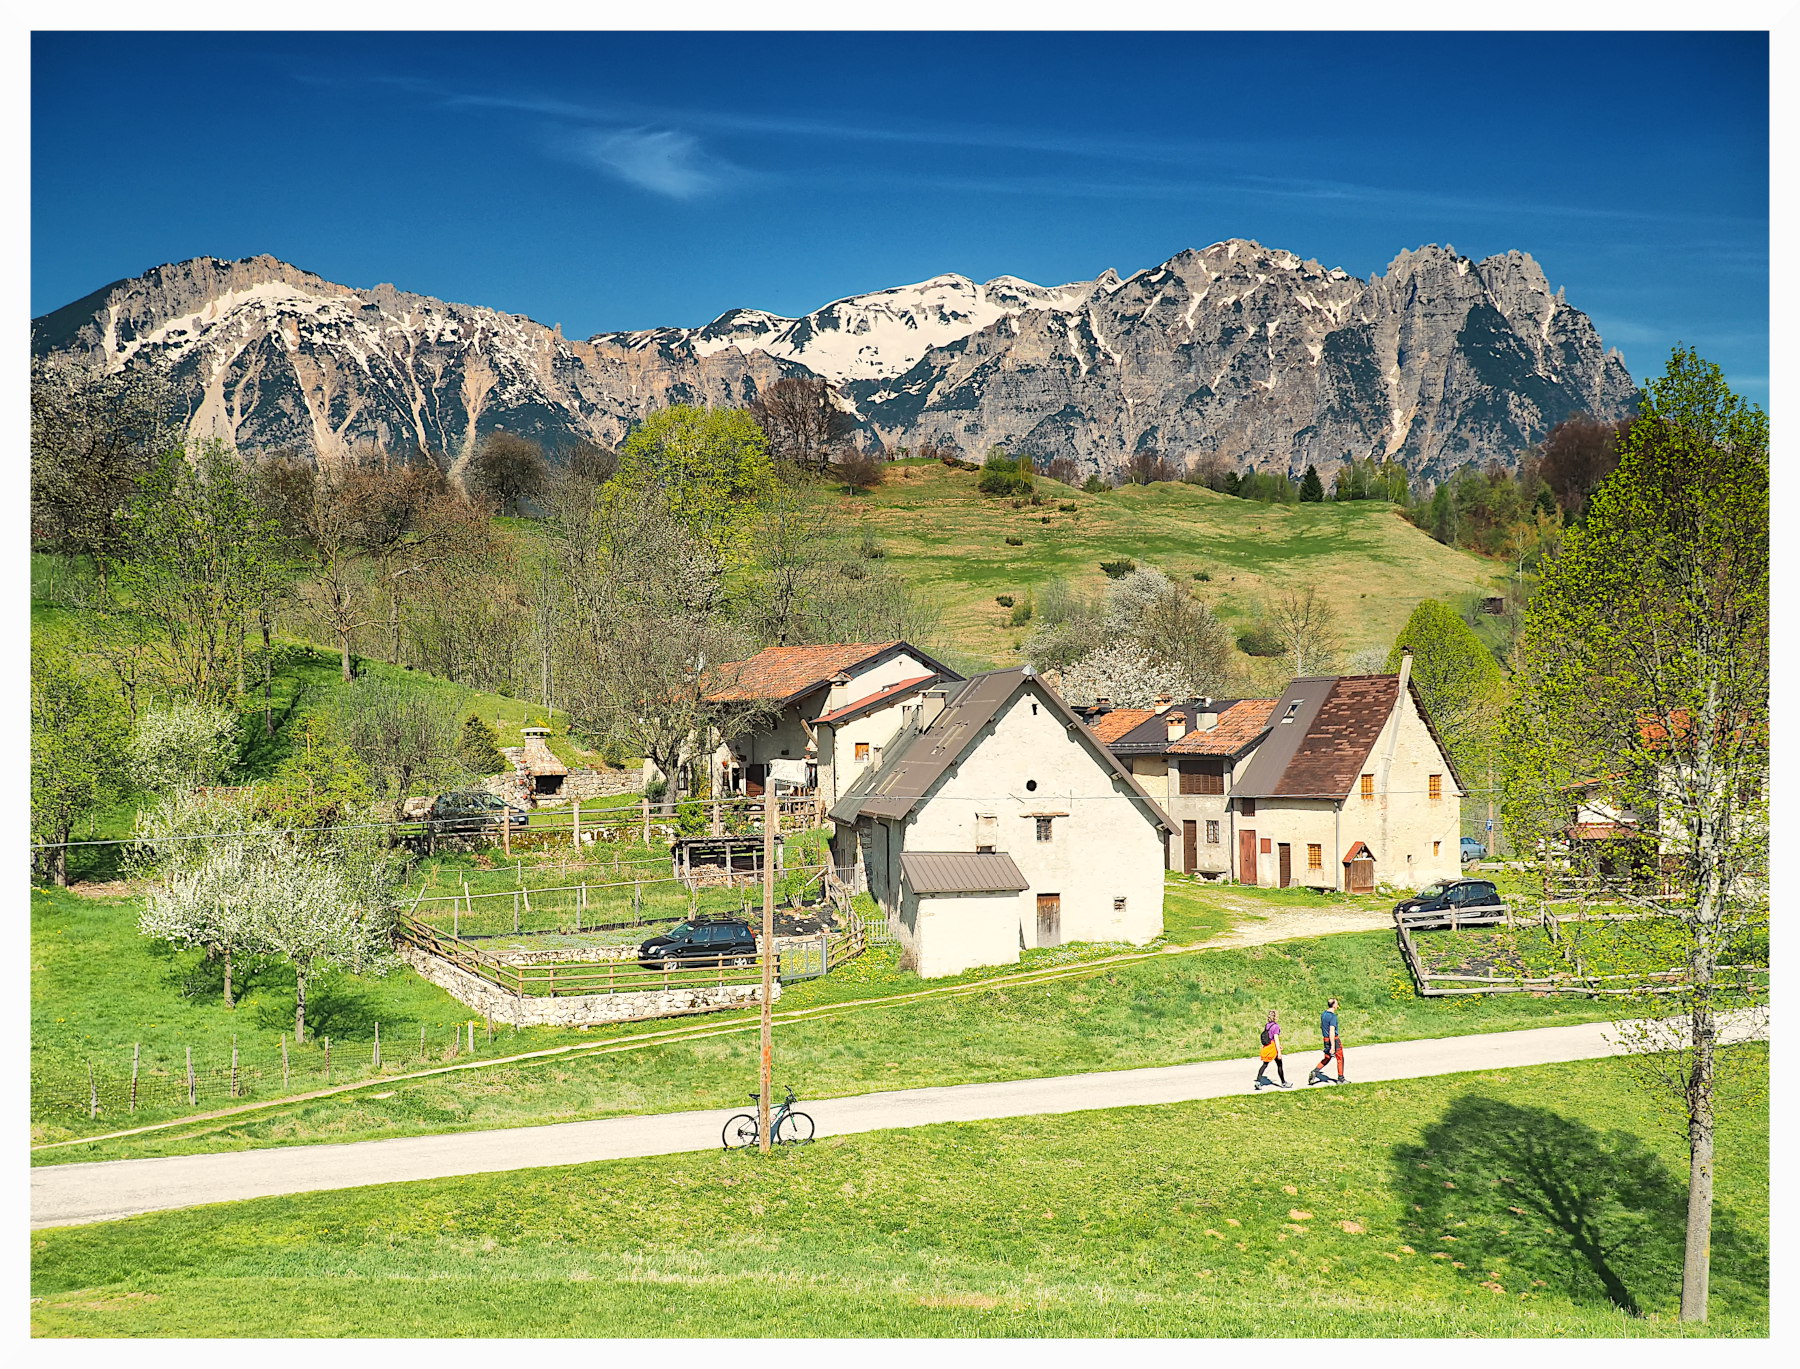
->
[722,1084,814,1149]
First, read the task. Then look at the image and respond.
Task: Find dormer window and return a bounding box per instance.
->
[1282,702,1301,724]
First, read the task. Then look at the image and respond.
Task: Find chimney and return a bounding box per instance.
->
[1196,696,1219,731]
[918,688,948,730]
[1094,696,1112,712]
[1165,709,1188,742]
[1153,694,1174,708]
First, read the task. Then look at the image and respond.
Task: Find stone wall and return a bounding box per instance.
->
[397,943,778,1027]
[482,768,640,809]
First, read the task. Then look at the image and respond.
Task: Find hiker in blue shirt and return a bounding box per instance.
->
[1309,997,1348,1085]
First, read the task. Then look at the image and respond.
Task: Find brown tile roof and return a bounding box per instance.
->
[1087,708,1156,744]
[1166,699,1279,756]
[702,642,903,703]
[899,851,1030,895]
[1236,674,1436,799]
[815,675,938,725]
[829,667,1175,832]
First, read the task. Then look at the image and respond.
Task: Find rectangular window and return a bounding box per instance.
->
[1036,817,1054,842]
[1240,798,1256,818]
[1428,773,1443,800]
[1206,820,1220,845]
[1433,841,1441,856]
[1307,843,1322,870]
[855,742,870,762]
[1113,897,1127,911]
[1360,774,1375,801]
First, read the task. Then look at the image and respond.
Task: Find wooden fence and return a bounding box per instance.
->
[1394,904,1770,998]
[400,794,827,857]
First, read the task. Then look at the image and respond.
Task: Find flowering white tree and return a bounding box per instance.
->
[1058,642,1198,708]
[1034,567,1232,704]
[136,790,277,1008]
[128,698,240,796]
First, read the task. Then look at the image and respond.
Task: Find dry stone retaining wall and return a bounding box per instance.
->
[397,943,777,1027]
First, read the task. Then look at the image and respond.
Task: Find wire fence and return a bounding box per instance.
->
[34,1020,524,1123]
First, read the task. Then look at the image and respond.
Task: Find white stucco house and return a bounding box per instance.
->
[680,640,961,804]
[828,666,1175,978]
[1226,653,1464,893]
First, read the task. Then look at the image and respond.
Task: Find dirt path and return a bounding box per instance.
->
[1195,903,1394,949]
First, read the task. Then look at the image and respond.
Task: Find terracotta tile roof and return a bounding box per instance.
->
[1567,822,1639,840]
[701,642,903,703]
[1236,674,1440,799]
[1167,699,1279,756]
[815,675,938,726]
[1087,708,1157,744]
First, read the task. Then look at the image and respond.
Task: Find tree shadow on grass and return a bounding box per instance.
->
[1392,1096,1765,1318]
[245,977,390,1041]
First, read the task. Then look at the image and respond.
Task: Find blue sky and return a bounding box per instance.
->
[31,30,1770,404]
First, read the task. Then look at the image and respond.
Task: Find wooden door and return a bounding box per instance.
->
[744,763,767,797]
[1347,857,1375,894]
[1182,821,1198,874]
[1238,830,1258,885]
[1278,843,1292,888]
[1036,893,1062,947]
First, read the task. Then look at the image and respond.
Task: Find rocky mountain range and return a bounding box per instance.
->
[32,240,1637,482]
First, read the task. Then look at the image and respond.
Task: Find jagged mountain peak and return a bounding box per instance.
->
[33,239,1637,481]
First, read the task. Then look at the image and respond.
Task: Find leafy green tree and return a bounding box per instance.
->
[328,677,463,819]
[31,644,131,886]
[1298,465,1325,501]
[1386,599,1507,782]
[257,715,375,831]
[457,714,509,776]
[118,441,284,706]
[1503,347,1768,1323]
[611,405,775,561]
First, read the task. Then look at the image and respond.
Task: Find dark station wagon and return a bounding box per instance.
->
[638,917,759,968]
[1392,878,1507,928]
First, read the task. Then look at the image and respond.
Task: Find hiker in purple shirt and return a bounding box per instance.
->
[1253,1008,1291,1090]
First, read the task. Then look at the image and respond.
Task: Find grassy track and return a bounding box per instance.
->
[839,461,1504,669]
[29,1050,1768,1337]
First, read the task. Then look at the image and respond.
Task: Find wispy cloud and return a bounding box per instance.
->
[559,126,749,200]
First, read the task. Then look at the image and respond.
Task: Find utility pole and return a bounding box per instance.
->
[758,782,777,1154]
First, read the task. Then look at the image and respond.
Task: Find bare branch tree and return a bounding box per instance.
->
[749,376,856,475]
[1267,585,1343,677]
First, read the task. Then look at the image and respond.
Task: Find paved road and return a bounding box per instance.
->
[31,1014,1763,1230]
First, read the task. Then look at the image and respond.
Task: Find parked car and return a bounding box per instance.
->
[1460,837,1486,863]
[1393,878,1506,923]
[638,917,759,968]
[421,791,529,838]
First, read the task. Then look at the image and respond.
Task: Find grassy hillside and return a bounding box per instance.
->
[30,1050,1768,1337]
[835,461,1506,669]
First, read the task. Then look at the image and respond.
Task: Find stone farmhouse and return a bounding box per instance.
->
[1229,654,1463,892]
[828,666,1174,978]
[695,641,961,804]
[1088,697,1279,878]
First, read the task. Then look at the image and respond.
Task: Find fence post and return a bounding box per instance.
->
[467,1021,475,1053]
[486,1016,493,1044]
[325,1036,331,1083]
[129,1043,140,1114]
[281,1034,289,1090]
[231,1037,239,1098]
[514,890,521,934]
[642,797,651,844]
[186,1046,195,1106]
[374,1022,381,1070]
[502,812,512,857]
[88,1061,98,1120]
[573,802,581,848]
[458,880,469,939]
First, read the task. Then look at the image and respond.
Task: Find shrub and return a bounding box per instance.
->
[978,450,1036,498]
[1004,535,1024,546]
[1236,621,1286,657]
[129,699,240,796]
[1058,502,1078,513]
[837,450,886,493]
[995,595,1015,608]
[858,531,886,559]
[1009,596,1035,627]
[1100,558,1137,579]
[1193,570,1212,581]
[1082,474,1109,494]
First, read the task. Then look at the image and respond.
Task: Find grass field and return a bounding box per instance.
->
[38,869,1637,1165]
[29,1049,1768,1338]
[836,461,1506,669]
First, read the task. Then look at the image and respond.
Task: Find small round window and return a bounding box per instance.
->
[1026,780,1038,792]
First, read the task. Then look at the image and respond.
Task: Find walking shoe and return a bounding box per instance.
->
[1336,1076,1349,1084]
